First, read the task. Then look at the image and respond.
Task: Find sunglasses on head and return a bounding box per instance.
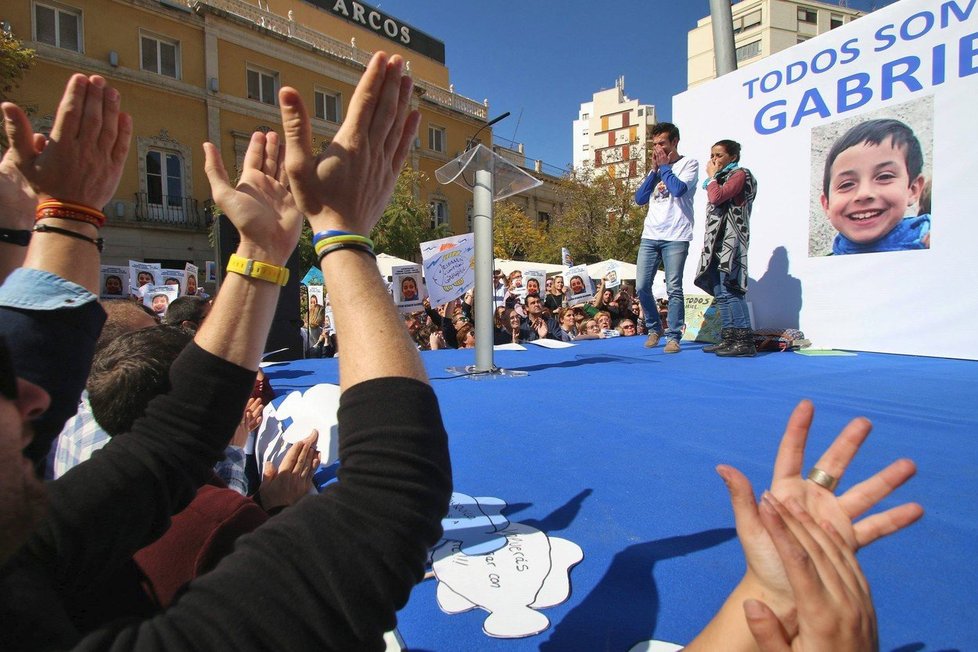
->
[0,337,18,401]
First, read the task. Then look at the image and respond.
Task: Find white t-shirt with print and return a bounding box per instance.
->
[641,156,700,242]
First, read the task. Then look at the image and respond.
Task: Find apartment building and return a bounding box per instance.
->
[3,0,492,268]
[688,0,864,88]
[572,76,656,182]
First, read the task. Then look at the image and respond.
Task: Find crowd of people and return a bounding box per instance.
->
[0,52,923,651]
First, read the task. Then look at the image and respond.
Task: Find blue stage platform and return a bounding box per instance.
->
[263,337,977,651]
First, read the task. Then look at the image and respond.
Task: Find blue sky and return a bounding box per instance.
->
[377,0,892,171]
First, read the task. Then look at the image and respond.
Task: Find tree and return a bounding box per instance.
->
[369,167,449,260]
[0,31,34,103]
[492,200,548,261]
[546,160,647,265]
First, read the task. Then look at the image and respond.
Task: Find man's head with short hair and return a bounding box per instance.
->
[525,295,545,316]
[97,301,159,353]
[163,295,211,332]
[87,325,193,437]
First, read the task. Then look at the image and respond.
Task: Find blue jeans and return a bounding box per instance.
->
[636,239,689,342]
[712,272,751,329]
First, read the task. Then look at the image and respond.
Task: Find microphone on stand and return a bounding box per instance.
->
[466,111,511,151]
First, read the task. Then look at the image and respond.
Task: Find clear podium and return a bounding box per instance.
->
[435,144,542,377]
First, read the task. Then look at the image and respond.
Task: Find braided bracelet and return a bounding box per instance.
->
[316,241,375,264]
[33,224,104,252]
[36,199,106,228]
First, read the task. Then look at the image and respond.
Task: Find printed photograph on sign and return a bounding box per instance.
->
[100,266,130,299]
[141,284,178,318]
[160,269,187,296]
[523,270,545,299]
[184,263,199,296]
[809,96,933,257]
[564,265,594,307]
[392,264,426,313]
[129,261,161,295]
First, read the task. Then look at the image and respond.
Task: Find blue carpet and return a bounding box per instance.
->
[264,338,977,651]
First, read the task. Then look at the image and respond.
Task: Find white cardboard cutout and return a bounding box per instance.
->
[432,521,584,639]
[439,493,509,555]
[253,383,340,471]
[627,642,683,652]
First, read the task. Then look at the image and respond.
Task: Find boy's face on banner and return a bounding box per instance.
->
[821,137,925,244]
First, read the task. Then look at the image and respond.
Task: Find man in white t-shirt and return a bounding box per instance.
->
[634,122,699,353]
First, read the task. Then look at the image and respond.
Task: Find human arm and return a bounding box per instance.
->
[0,74,131,466]
[685,400,922,651]
[634,169,661,205]
[657,158,698,198]
[706,168,747,206]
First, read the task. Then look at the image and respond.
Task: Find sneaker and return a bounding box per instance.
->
[644,332,661,348]
[664,339,681,353]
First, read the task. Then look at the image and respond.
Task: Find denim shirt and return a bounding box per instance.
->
[0,268,106,467]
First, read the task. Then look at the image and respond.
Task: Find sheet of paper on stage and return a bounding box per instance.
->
[494,343,526,351]
[527,339,575,349]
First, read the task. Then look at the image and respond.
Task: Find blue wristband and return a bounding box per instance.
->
[312,229,356,245]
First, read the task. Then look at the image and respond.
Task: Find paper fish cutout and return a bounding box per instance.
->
[432,522,584,638]
[627,642,683,652]
[253,383,340,471]
[439,493,509,555]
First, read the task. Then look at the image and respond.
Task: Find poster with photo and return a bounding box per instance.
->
[392,264,426,313]
[323,306,335,335]
[523,270,546,298]
[307,285,324,315]
[599,261,621,289]
[184,263,199,296]
[99,265,130,299]
[564,265,594,307]
[140,284,178,318]
[160,269,187,296]
[129,261,161,295]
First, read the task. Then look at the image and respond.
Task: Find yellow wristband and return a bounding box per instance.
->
[226,253,289,286]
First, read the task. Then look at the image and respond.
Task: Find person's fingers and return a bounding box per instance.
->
[780,496,850,597]
[242,130,266,175]
[806,416,873,491]
[758,493,835,603]
[344,51,388,141]
[1,102,36,163]
[852,501,924,548]
[111,112,133,169]
[202,142,233,200]
[263,130,280,179]
[278,86,316,204]
[392,109,420,175]
[32,132,48,155]
[839,458,916,521]
[771,400,814,482]
[716,464,766,542]
[384,68,413,159]
[97,85,121,153]
[743,599,792,652]
[49,74,88,143]
[273,128,289,187]
[262,461,276,483]
[369,55,402,145]
[822,520,871,598]
[78,75,106,146]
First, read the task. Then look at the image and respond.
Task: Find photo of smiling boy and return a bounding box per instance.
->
[820,118,930,255]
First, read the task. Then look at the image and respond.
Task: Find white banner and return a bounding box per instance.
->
[674,0,977,359]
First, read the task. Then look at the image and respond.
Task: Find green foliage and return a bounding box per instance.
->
[370,167,449,260]
[548,163,646,265]
[492,200,548,261]
[0,31,34,103]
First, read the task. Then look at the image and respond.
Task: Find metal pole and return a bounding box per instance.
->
[472,167,495,372]
[710,0,738,77]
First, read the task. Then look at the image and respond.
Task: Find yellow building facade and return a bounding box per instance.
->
[3,0,492,267]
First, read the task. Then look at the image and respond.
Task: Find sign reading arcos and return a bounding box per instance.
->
[312,0,446,63]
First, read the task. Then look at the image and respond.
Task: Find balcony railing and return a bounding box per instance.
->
[134,193,204,229]
[193,0,487,120]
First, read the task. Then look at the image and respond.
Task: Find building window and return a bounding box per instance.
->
[247,66,278,105]
[141,33,179,78]
[582,112,589,119]
[428,125,446,153]
[798,8,817,24]
[34,1,81,52]
[146,149,184,209]
[430,199,448,229]
[537,211,550,226]
[797,35,811,44]
[637,109,643,117]
[314,88,341,123]
[830,14,844,29]
[733,9,762,34]
[735,41,762,63]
